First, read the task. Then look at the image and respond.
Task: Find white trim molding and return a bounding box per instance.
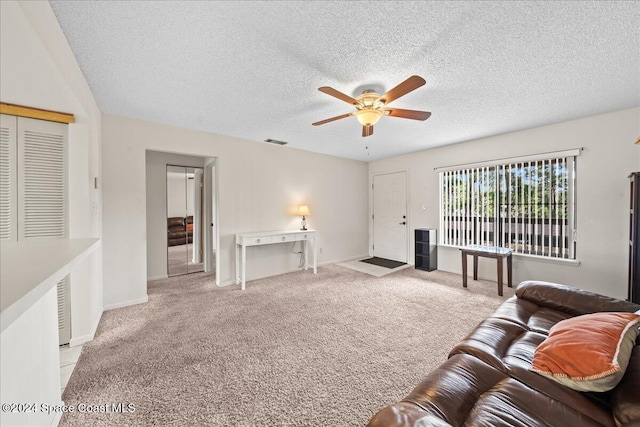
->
[103,295,149,311]
[69,311,103,347]
[434,148,582,172]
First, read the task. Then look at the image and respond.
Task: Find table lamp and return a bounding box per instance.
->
[297,205,310,230]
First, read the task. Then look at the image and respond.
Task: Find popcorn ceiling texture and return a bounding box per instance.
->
[49,1,639,161]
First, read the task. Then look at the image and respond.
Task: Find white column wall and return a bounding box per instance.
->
[0,287,61,427]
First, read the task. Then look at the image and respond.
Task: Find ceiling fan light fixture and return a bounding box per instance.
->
[356,108,383,126]
[313,76,430,136]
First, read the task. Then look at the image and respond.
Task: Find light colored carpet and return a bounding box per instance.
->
[167,244,205,276]
[60,264,515,426]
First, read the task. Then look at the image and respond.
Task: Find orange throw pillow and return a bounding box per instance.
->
[530,312,640,392]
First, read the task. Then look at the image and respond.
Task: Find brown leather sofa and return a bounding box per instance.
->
[367,281,640,427]
[167,216,193,246]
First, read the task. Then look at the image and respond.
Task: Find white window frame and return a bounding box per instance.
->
[437,149,579,260]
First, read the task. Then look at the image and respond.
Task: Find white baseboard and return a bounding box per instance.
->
[217,254,372,287]
[320,253,370,266]
[69,311,103,347]
[103,295,149,311]
[50,400,64,426]
[147,274,168,281]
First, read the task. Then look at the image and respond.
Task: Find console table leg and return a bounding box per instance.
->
[462,251,468,288]
[313,238,318,274]
[241,244,246,291]
[235,243,240,285]
[473,255,478,280]
[507,254,513,288]
[497,256,504,296]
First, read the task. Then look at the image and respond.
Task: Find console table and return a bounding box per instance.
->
[235,230,317,290]
[460,245,512,296]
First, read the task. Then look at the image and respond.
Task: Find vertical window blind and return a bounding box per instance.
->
[439,155,576,259]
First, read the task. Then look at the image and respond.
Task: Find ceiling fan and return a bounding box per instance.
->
[312,75,431,137]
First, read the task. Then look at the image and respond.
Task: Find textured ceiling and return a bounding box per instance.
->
[49,1,640,161]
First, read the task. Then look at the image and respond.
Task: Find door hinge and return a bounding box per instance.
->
[372,183,374,189]
[372,214,374,220]
[372,244,374,250]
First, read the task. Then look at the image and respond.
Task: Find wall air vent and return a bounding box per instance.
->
[264,139,288,145]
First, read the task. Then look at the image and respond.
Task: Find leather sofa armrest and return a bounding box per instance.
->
[516,281,640,316]
[612,346,640,427]
[366,402,452,427]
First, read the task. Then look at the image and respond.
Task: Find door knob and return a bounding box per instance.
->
[399,221,406,225]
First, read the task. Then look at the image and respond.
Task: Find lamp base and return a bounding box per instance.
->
[300,216,307,231]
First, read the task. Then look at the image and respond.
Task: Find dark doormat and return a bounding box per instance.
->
[360,257,406,269]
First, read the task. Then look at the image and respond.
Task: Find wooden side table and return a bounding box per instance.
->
[460,245,513,296]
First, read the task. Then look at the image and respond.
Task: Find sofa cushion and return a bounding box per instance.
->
[490,295,574,335]
[167,217,184,228]
[367,354,615,427]
[531,313,640,392]
[516,281,640,316]
[611,346,640,426]
[449,318,616,425]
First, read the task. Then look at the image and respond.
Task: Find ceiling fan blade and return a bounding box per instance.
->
[318,87,358,105]
[312,113,352,126]
[385,108,432,121]
[378,75,426,104]
[362,125,373,137]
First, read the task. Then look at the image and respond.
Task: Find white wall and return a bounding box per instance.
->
[0,287,61,427]
[370,108,640,299]
[166,169,201,218]
[0,1,103,343]
[104,114,369,307]
[146,151,206,280]
[167,170,188,218]
[0,1,102,423]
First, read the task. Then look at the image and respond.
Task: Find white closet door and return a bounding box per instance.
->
[0,114,17,241]
[16,116,70,345]
[17,117,68,239]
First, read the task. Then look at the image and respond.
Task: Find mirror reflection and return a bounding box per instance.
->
[167,165,204,276]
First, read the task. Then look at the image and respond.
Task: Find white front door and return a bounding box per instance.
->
[373,172,407,262]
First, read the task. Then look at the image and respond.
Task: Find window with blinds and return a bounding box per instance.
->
[440,155,576,259]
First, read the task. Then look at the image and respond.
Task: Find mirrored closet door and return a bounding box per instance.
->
[167,165,204,276]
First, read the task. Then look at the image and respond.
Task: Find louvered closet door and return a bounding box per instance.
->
[57,275,71,345]
[0,114,17,241]
[17,117,68,239]
[17,117,70,344]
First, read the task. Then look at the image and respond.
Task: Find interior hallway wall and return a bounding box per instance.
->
[104,114,369,307]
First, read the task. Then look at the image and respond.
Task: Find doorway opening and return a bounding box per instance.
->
[145,150,218,283]
[167,165,204,276]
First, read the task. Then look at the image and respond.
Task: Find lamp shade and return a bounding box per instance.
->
[355,109,383,126]
[297,205,310,216]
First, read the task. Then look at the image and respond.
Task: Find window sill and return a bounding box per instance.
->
[438,244,581,267]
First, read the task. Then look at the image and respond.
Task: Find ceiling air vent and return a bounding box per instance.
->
[264,139,288,145]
